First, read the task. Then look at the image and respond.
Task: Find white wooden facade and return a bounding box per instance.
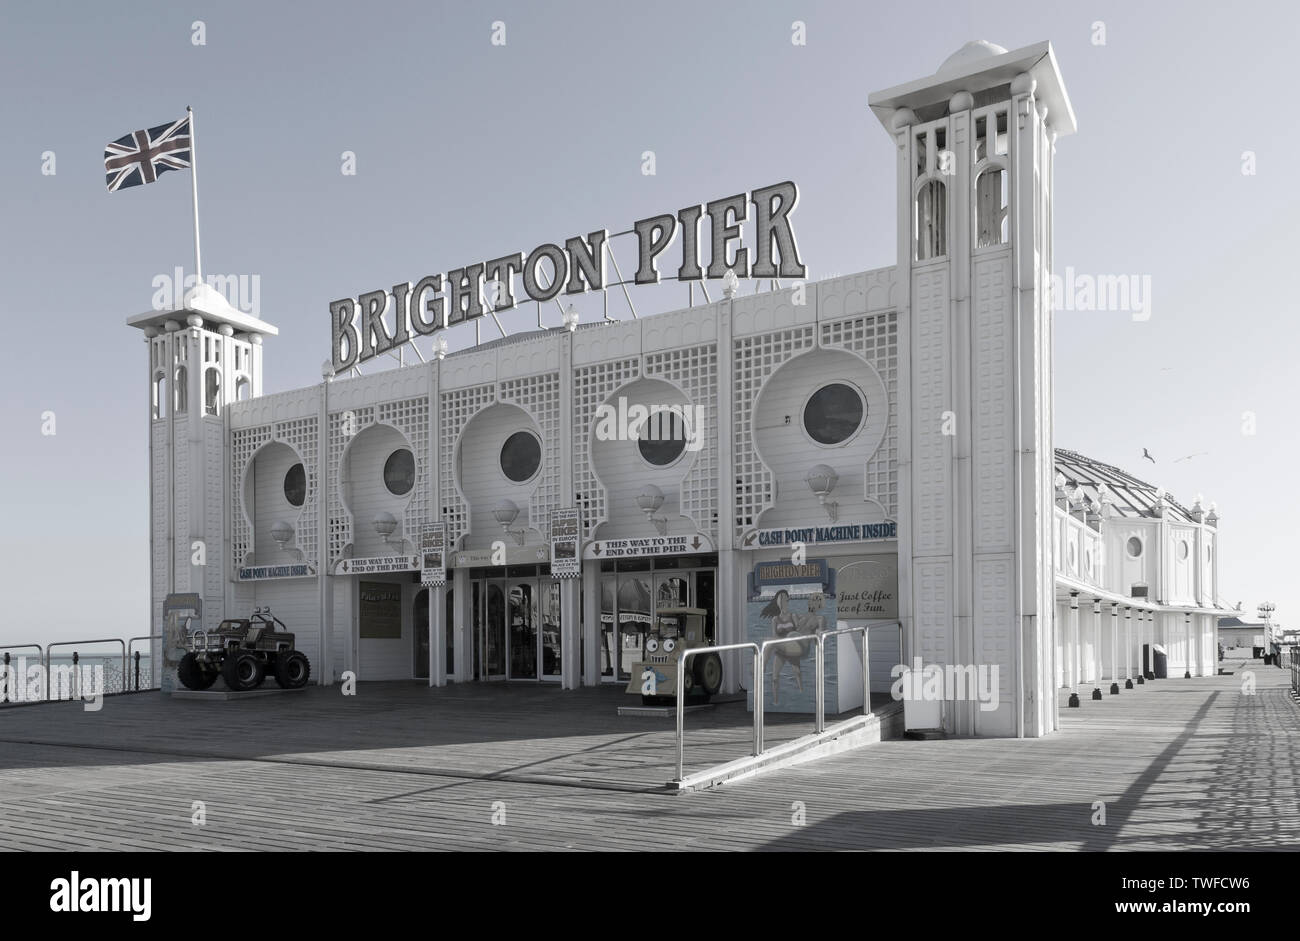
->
[130,40,1235,737]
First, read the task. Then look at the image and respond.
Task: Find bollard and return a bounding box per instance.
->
[134,651,141,692]
[72,651,80,701]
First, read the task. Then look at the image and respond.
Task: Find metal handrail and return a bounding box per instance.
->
[45,639,126,702]
[673,642,761,784]
[1,645,44,703]
[672,624,884,784]
[127,635,163,691]
[812,624,872,734]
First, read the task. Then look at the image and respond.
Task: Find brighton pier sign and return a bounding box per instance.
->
[330,181,806,372]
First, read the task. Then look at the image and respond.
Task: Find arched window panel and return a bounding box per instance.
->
[914,178,947,261]
[174,365,188,413]
[235,375,251,402]
[152,371,167,420]
[973,110,1009,164]
[204,368,221,416]
[975,165,1009,248]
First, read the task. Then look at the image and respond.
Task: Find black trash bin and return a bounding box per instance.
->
[1152,644,1168,679]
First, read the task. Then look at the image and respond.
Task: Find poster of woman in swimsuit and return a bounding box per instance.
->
[751,589,833,710]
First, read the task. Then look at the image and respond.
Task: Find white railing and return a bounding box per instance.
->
[674,623,882,784]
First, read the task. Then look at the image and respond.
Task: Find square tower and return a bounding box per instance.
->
[870,41,1075,736]
[129,285,277,676]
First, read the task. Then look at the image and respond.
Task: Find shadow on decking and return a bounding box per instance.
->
[0,682,894,792]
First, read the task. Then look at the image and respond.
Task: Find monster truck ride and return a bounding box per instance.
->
[177,607,311,692]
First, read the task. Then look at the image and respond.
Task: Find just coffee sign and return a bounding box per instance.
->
[330,182,806,372]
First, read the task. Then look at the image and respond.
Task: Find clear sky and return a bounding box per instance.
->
[0,0,1294,648]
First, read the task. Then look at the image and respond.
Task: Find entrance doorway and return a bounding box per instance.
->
[599,556,716,683]
[413,588,455,680]
[469,566,561,681]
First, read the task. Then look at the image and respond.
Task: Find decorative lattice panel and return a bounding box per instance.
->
[440,385,495,548]
[821,311,900,519]
[645,345,718,538]
[573,357,641,538]
[328,405,373,562]
[377,396,430,552]
[233,418,321,568]
[274,417,320,564]
[733,327,815,530]
[231,425,272,568]
[499,373,561,537]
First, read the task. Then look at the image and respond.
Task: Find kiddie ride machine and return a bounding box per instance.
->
[625,607,723,706]
[177,607,311,692]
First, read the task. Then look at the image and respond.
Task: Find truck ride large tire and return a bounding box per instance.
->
[222,650,264,692]
[274,651,311,689]
[178,653,217,691]
[693,652,723,696]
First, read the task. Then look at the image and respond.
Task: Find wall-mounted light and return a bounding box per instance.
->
[271,520,295,550]
[636,484,668,536]
[563,304,580,332]
[373,512,399,546]
[492,498,526,545]
[804,464,839,523]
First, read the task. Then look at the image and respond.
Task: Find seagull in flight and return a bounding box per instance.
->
[1173,452,1209,463]
[1142,448,1156,464]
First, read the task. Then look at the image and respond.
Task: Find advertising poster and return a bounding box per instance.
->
[549,508,581,579]
[746,569,840,715]
[420,523,446,587]
[359,582,402,639]
[834,556,899,619]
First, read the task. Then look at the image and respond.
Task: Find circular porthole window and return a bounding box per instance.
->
[1068,543,1077,568]
[500,431,542,483]
[636,410,689,467]
[383,449,415,496]
[803,382,866,446]
[283,463,306,507]
[1126,536,1143,558]
[1085,549,1094,574]
[1178,540,1189,561]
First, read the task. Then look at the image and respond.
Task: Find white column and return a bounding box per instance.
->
[430,583,447,686]
[1091,600,1102,689]
[560,578,580,690]
[453,567,472,682]
[1068,593,1079,691]
[1124,606,1133,682]
[581,566,600,686]
[1109,603,1119,689]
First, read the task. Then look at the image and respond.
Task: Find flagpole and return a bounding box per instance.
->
[187,105,202,284]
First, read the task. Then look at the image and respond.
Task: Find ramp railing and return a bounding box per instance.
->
[674,622,892,784]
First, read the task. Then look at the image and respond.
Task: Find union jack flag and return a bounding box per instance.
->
[104,116,192,192]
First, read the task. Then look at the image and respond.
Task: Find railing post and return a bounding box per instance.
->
[755,647,765,755]
[2,651,8,704]
[676,652,686,784]
[862,627,871,717]
[134,651,141,692]
[72,651,80,701]
[815,636,825,734]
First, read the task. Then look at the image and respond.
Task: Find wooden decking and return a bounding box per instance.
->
[0,659,1294,850]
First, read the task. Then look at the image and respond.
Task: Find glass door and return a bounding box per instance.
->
[413,589,430,680]
[476,580,506,680]
[507,580,537,679]
[540,580,562,680]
